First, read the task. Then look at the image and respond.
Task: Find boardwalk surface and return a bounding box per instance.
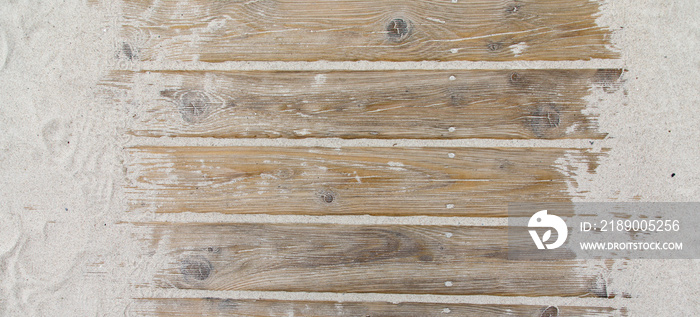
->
[111,0,627,315]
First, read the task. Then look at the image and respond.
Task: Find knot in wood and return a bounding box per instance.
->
[180,256,212,281]
[386,18,411,42]
[487,42,503,51]
[319,190,336,204]
[179,91,211,123]
[539,306,559,317]
[529,104,561,138]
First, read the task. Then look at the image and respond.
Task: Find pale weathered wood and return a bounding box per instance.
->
[127,146,602,216]
[106,69,620,139]
[120,0,618,62]
[133,298,627,316]
[138,222,613,297]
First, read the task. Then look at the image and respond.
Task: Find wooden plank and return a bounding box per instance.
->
[108,69,621,139]
[133,298,627,316]
[138,222,614,297]
[119,0,618,62]
[127,146,602,216]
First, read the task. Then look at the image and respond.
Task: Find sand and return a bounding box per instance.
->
[0,0,698,315]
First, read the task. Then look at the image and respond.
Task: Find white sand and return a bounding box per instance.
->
[0,0,698,315]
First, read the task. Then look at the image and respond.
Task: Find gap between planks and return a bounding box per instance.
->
[127,137,609,149]
[131,289,631,310]
[121,213,508,227]
[132,298,627,317]
[118,60,626,72]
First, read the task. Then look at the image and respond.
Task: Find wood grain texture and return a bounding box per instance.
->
[133,298,627,316]
[106,69,621,139]
[141,223,611,298]
[127,146,602,216]
[138,222,614,297]
[120,0,619,61]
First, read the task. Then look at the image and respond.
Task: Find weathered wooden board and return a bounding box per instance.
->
[139,223,613,297]
[127,146,601,216]
[133,298,626,316]
[119,0,618,62]
[107,69,621,139]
